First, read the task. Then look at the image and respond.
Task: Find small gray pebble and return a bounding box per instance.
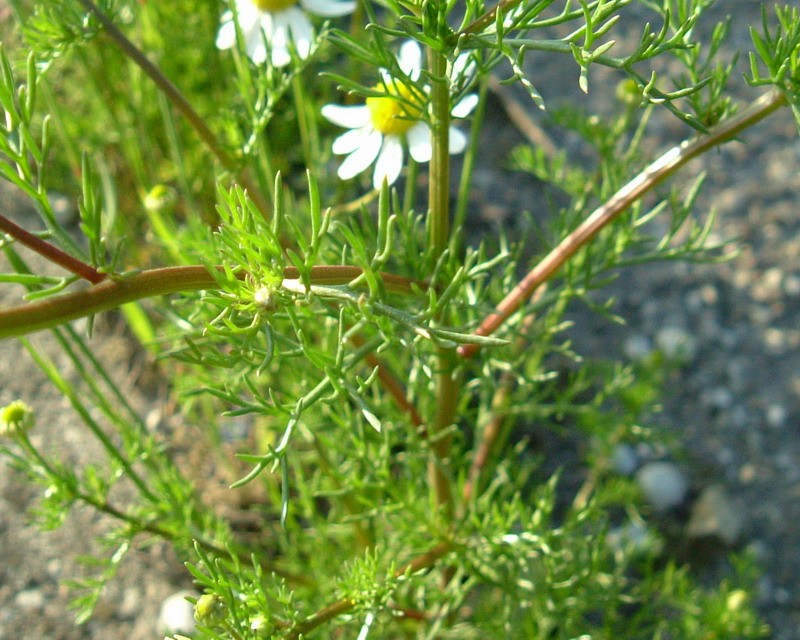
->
[47,191,77,226]
[636,461,688,511]
[612,443,639,476]
[686,484,743,546]
[606,521,657,555]
[705,387,733,410]
[655,326,697,361]
[766,404,787,429]
[623,334,653,360]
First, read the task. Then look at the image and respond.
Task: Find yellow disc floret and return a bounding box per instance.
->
[366,81,422,135]
[252,0,297,11]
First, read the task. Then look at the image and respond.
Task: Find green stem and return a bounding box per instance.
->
[20,336,159,503]
[76,0,233,168]
[426,47,458,520]
[291,74,319,172]
[284,541,454,639]
[427,49,451,258]
[15,430,304,583]
[453,74,489,248]
[75,0,270,215]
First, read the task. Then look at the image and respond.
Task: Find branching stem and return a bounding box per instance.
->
[0,212,105,283]
[283,541,453,639]
[0,265,426,339]
[75,0,269,214]
[457,0,524,37]
[458,87,788,358]
[13,430,308,584]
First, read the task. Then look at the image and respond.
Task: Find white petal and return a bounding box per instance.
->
[236,0,264,20]
[267,12,293,66]
[245,19,268,64]
[332,125,373,155]
[322,104,371,128]
[215,18,237,50]
[452,93,478,118]
[378,69,393,85]
[452,52,476,81]
[407,122,432,163]
[373,136,404,189]
[283,7,313,59]
[216,3,260,52]
[398,41,422,78]
[448,126,467,154]
[301,0,357,17]
[234,2,260,26]
[338,130,383,179]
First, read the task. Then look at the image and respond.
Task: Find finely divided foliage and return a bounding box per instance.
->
[0,0,796,637]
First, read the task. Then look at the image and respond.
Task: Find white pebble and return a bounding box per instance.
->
[655,326,697,361]
[612,443,639,476]
[14,589,44,609]
[623,334,653,360]
[158,590,199,636]
[636,461,688,511]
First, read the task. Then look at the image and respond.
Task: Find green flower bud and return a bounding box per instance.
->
[615,78,641,106]
[0,400,34,438]
[144,184,177,211]
[194,593,227,627]
[726,589,748,611]
[251,614,270,637]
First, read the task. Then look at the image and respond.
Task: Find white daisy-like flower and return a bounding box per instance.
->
[216,0,356,68]
[322,41,480,189]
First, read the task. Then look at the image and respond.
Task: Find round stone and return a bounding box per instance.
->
[636,461,688,512]
[158,590,199,636]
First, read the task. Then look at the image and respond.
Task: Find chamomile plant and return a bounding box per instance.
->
[323,40,479,188]
[1,0,797,637]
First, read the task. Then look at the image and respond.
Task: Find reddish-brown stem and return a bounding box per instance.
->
[0,265,427,339]
[458,88,788,359]
[284,541,453,639]
[456,0,525,37]
[0,212,105,284]
[361,346,426,431]
[462,288,544,504]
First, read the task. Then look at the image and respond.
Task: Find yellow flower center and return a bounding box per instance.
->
[366,81,422,135]
[252,0,296,11]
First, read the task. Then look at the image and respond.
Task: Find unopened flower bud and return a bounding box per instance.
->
[0,400,34,438]
[251,614,270,636]
[253,286,278,313]
[194,593,227,627]
[144,184,177,212]
[616,78,641,106]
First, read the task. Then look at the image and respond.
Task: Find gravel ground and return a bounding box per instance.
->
[1,2,799,638]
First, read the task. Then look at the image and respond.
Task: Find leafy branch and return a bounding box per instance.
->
[458,86,787,358]
[0,265,429,339]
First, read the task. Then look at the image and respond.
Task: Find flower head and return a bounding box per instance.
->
[216,0,356,67]
[322,41,479,189]
[194,594,227,627]
[0,400,34,438]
